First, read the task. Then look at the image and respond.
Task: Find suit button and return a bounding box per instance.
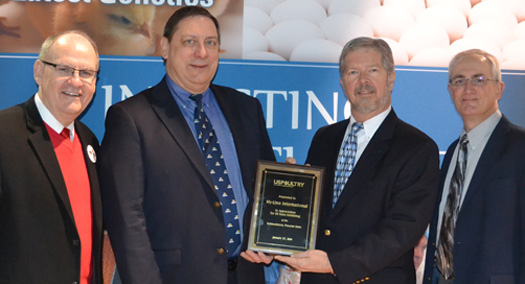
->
[324,229,331,236]
[214,201,221,208]
[217,248,226,255]
[72,240,80,246]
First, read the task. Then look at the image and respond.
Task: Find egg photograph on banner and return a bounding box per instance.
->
[0,0,524,69]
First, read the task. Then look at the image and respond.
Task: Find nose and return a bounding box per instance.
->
[68,71,84,86]
[194,42,208,58]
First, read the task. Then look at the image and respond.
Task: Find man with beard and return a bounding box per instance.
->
[243,37,440,284]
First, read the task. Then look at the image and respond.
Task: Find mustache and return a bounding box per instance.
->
[355,84,376,94]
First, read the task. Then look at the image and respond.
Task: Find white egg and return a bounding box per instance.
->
[265,20,325,60]
[321,13,373,47]
[379,37,409,66]
[514,22,525,40]
[448,36,503,63]
[463,20,515,50]
[315,0,334,10]
[290,39,342,63]
[426,0,471,17]
[270,0,327,26]
[482,0,525,22]
[468,1,517,28]
[399,24,450,59]
[502,40,525,61]
[416,5,467,43]
[244,6,274,34]
[243,51,287,61]
[408,47,452,68]
[382,0,425,18]
[243,27,268,56]
[501,56,525,70]
[328,0,381,17]
[364,6,415,42]
[244,0,285,14]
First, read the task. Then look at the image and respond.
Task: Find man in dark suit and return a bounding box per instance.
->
[99,6,275,284]
[0,30,103,284]
[251,37,440,284]
[423,49,525,284]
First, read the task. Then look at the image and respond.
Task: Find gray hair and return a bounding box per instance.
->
[448,49,501,82]
[39,30,99,69]
[339,37,394,78]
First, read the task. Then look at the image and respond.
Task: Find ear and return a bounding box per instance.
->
[160,37,169,60]
[496,81,505,101]
[388,70,396,92]
[34,60,44,86]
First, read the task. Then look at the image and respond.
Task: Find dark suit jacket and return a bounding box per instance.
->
[0,96,103,284]
[100,77,275,284]
[423,116,525,284]
[303,110,440,284]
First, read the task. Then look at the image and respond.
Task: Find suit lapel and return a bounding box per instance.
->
[24,97,76,223]
[330,111,397,218]
[461,117,509,209]
[148,78,215,190]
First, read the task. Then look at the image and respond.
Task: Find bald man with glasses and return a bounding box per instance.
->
[424,49,525,284]
[0,30,103,284]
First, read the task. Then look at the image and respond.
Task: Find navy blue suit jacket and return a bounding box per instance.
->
[100,77,275,284]
[424,116,525,284]
[303,110,440,284]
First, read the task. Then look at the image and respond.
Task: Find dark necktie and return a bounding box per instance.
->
[191,94,241,258]
[333,122,363,207]
[436,134,469,280]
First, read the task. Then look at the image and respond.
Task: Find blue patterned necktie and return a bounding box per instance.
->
[436,134,469,280]
[333,122,363,207]
[191,94,241,258]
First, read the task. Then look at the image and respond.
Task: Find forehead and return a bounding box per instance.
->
[345,48,383,67]
[48,35,98,66]
[450,54,491,77]
[174,16,218,38]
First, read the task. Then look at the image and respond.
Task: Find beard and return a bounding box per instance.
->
[351,84,391,115]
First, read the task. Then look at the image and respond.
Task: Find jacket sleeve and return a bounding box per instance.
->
[99,103,163,284]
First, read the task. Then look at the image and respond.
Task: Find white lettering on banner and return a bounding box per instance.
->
[273,147,293,159]
[307,91,338,130]
[103,85,346,129]
[102,85,134,117]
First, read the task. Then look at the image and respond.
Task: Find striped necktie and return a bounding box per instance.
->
[436,134,469,280]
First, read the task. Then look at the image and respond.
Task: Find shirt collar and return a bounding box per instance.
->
[462,110,502,150]
[350,106,392,140]
[166,75,212,105]
[34,94,75,140]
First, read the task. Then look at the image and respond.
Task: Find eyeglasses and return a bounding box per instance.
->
[449,76,497,87]
[40,60,98,82]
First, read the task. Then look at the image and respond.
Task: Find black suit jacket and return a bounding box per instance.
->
[303,110,440,284]
[0,96,103,284]
[424,116,525,284]
[100,77,275,284]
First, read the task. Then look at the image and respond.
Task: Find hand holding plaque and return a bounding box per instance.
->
[248,161,324,255]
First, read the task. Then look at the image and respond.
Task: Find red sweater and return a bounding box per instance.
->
[46,124,93,284]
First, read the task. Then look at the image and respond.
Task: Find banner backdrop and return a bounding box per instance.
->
[1,54,525,163]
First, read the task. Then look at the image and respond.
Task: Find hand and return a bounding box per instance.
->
[274,250,334,274]
[240,250,274,265]
[285,157,297,164]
